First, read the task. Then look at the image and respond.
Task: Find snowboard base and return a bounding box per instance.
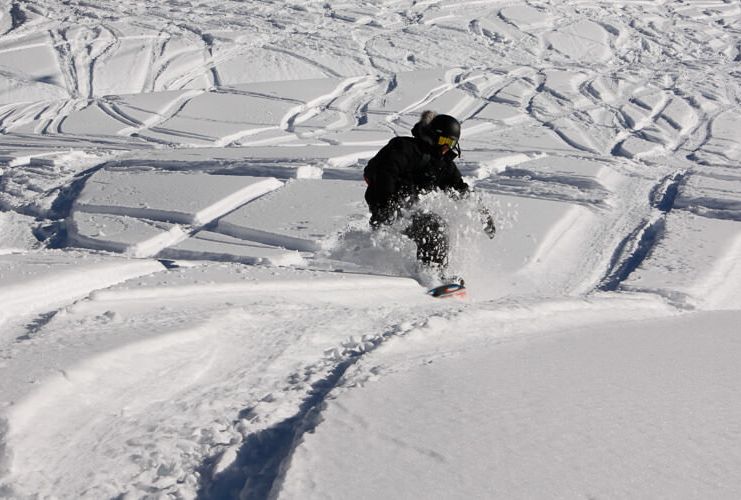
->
[427,282,467,299]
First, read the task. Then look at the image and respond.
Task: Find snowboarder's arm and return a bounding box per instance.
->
[364,139,407,225]
[441,161,469,195]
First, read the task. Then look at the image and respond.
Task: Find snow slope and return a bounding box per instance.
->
[279,307,741,499]
[1,0,740,498]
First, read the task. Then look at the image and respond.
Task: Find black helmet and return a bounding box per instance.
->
[429,114,461,139]
[429,114,461,156]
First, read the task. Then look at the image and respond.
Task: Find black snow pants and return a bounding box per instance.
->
[404,212,449,269]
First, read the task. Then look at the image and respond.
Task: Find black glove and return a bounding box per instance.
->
[480,207,496,239]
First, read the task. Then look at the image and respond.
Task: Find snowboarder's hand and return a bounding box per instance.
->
[479,207,496,239]
[483,214,496,238]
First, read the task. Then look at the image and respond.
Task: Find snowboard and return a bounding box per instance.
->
[427,280,467,299]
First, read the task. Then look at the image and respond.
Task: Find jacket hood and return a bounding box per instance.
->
[411,110,437,146]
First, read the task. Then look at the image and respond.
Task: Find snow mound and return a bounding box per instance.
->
[217,179,367,252]
[67,212,189,258]
[74,169,282,226]
[163,230,305,267]
[0,251,162,331]
[0,212,39,253]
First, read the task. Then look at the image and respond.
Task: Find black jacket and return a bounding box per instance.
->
[364,135,469,226]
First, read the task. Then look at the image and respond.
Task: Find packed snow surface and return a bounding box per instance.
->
[0,0,740,498]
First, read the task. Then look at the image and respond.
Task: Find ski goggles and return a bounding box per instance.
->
[437,135,458,148]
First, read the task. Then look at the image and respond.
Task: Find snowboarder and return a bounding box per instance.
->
[363,111,496,275]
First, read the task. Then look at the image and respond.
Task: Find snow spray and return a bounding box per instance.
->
[322,190,515,291]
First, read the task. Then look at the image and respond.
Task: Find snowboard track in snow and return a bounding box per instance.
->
[600,171,687,291]
[197,316,441,500]
[600,217,666,292]
[197,357,356,500]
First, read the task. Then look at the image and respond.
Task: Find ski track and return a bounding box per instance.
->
[1,0,741,497]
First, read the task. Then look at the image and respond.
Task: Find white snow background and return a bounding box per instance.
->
[0,0,740,498]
